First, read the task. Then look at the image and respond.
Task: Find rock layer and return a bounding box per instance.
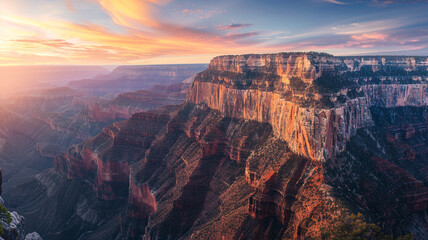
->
[188,53,428,160]
[55,112,169,200]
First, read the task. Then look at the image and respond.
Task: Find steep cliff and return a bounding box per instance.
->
[325,106,428,238]
[188,53,428,161]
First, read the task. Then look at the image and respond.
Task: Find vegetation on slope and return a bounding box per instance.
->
[321,213,414,240]
[0,204,12,236]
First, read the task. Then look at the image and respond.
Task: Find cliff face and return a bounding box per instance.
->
[55,112,170,200]
[188,53,428,161]
[207,53,326,84]
[325,106,428,237]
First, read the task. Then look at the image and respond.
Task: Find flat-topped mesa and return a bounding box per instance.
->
[208,52,338,84]
[188,52,428,161]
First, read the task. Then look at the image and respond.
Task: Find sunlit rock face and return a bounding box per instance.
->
[188,53,428,161]
[208,53,340,85]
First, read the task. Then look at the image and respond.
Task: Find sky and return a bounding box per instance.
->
[0,0,427,65]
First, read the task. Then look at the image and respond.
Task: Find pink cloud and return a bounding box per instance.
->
[371,0,428,4]
[217,24,253,30]
[65,0,75,11]
[351,33,388,41]
[182,9,203,15]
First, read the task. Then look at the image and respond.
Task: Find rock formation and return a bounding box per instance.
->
[5,53,428,239]
[55,112,170,200]
[188,53,427,161]
[0,169,42,240]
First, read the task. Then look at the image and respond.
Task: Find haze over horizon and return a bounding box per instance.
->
[1,0,428,66]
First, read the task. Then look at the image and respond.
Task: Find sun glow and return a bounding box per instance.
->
[0,0,426,66]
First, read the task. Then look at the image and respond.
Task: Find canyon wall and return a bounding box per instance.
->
[188,53,428,160]
[55,112,170,200]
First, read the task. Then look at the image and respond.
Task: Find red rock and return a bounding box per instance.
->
[127,181,157,219]
[55,110,169,200]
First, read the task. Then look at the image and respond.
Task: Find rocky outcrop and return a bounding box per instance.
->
[188,53,428,161]
[35,144,63,159]
[0,169,42,240]
[55,112,170,200]
[33,112,92,140]
[127,182,156,219]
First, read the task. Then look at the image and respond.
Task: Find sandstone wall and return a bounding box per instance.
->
[188,53,428,160]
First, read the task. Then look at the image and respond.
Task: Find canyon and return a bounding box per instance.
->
[1,64,201,186]
[0,64,204,239]
[2,53,427,239]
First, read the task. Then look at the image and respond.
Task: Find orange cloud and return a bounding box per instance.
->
[94,0,170,28]
[2,0,423,65]
[0,8,266,65]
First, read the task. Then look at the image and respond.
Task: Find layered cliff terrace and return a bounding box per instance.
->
[188,52,428,161]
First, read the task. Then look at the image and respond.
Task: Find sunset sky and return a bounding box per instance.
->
[1,0,427,65]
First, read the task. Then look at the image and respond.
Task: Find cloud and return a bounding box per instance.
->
[65,0,75,11]
[371,0,428,4]
[1,0,427,65]
[351,33,388,41]
[94,0,170,28]
[270,26,427,55]
[182,9,204,15]
[332,19,411,35]
[224,32,261,39]
[323,0,347,4]
[0,6,263,65]
[217,24,253,30]
[324,0,427,5]
[182,9,224,19]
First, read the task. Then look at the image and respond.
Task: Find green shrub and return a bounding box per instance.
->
[0,204,12,236]
[314,70,353,93]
